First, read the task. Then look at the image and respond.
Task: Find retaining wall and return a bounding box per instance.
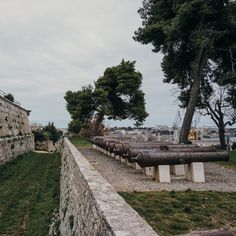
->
[0,96,31,137]
[0,135,34,165]
[60,138,158,236]
[0,95,34,165]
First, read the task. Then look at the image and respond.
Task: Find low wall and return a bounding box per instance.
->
[0,135,35,165]
[60,138,158,236]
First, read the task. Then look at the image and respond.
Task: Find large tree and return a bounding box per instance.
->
[134,0,236,143]
[65,60,149,136]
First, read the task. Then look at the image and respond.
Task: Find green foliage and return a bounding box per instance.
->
[33,130,49,142]
[68,119,81,133]
[65,85,95,123]
[119,191,236,235]
[0,152,60,236]
[65,60,149,135]
[94,59,148,124]
[134,0,236,142]
[44,122,62,144]
[33,122,62,144]
[4,93,14,102]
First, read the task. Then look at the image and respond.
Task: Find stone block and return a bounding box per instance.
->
[170,164,185,176]
[144,167,155,177]
[185,162,205,182]
[154,165,171,183]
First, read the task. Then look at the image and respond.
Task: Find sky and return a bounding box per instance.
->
[0,0,215,128]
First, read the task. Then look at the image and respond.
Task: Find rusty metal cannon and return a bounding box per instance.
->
[159,144,198,150]
[130,151,229,167]
[124,146,216,159]
[113,142,169,155]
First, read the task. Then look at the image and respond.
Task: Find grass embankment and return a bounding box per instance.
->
[0,152,60,236]
[69,136,92,148]
[119,191,236,236]
[217,150,236,169]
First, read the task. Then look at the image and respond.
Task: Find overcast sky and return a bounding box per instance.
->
[0,0,215,128]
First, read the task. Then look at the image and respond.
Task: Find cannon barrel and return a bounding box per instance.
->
[130,151,229,167]
[159,144,198,150]
[167,146,216,152]
[125,146,216,159]
[114,142,169,155]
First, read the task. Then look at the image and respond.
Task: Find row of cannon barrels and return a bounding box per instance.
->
[91,136,229,168]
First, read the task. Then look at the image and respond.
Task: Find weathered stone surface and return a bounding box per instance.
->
[0,96,31,137]
[35,140,56,152]
[60,138,158,236]
[0,135,34,165]
[0,96,34,165]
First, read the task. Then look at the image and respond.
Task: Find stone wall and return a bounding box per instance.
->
[0,134,34,165]
[0,95,34,165]
[60,138,158,236]
[0,96,31,137]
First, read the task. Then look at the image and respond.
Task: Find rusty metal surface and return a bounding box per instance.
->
[131,151,230,167]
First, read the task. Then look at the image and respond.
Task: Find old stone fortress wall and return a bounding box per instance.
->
[0,95,34,165]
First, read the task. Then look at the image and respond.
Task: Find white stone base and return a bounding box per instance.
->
[170,165,185,176]
[111,153,115,158]
[185,162,205,182]
[115,155,121,161]
[134,163,142,170]
[127,161,133,167]
[121,157,126,163]
[154,165,171,183]
[144,167,154,177]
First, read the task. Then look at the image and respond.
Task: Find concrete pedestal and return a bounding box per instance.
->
[154,165,171,183]
[170,165,185,176]
[144,167,154,177]
[185,162,205,182]
[115,155,121,161]
[127,161,133,167]
[134,163,142,170]
[121,157,126,163]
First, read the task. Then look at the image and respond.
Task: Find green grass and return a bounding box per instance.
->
[216,151,236,169]
[69,136,92,148]
[119,191,236,236]
[0,152,60,236]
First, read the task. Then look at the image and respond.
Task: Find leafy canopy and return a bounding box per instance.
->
[65,60,149,129]
[134,0,236,88]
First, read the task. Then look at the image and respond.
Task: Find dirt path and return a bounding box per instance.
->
[79,147,236,192]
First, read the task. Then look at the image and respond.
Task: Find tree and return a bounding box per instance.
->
[68,119,81,134]
[134,0,236,143]
[201,85,235,149]
[4,93,14,102]
[43,122,62,144]
[64,60,149,136]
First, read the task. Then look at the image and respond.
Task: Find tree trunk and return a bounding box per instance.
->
[218,107,227,150]
[93,113,104,136]
[179,48,207,143]
[218,126,226,150]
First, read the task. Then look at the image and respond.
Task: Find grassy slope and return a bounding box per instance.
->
[69,136,92,148]
[119,191,236,236]
[0,152,60,236]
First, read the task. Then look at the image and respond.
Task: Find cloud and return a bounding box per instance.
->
[0,0,216,128]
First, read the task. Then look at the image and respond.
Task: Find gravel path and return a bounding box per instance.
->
[79,147,236,192]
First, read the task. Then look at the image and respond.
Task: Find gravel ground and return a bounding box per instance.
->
[79,147,236,192]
